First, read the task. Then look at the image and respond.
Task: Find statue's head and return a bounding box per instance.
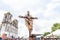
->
[27,11,30,16]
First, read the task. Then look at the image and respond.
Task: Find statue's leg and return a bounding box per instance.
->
[29,29,32,36]
[28,24,33,36]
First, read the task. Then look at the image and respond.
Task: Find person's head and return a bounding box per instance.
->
[1,32,7,40]
[29,36,33,40]
[32,35,36,40]
[29,34,36,40]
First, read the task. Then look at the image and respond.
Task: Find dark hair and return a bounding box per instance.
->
[29,34,36,38]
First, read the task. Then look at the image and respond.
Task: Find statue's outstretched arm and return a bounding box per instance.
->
[19,16,27,18]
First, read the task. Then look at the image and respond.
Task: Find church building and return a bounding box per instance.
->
[0,12,18,38]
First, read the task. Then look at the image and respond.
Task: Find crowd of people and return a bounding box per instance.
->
[0,33,41,40]
[0,33,20,40]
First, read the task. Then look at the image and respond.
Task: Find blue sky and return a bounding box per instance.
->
[0,0,60,38]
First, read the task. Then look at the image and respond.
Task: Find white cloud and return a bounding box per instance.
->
[52,0,60,2]
[2,0,41,11]
[43,1,60,17]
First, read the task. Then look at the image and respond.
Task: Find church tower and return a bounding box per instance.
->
[2,12,12,24]
[0,12,18,38]
[12,19,18,29]
[1,12,12,32]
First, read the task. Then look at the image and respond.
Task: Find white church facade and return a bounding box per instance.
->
[0,12,18,38]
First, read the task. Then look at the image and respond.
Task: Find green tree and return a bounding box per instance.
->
[51,23,60,32]
[43,32,50,36]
